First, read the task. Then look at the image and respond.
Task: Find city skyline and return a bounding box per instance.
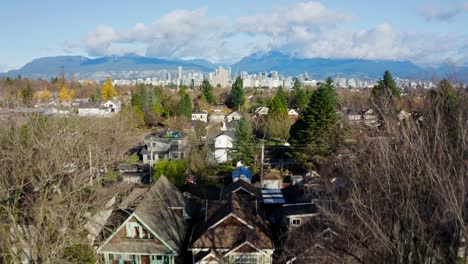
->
[1,0,467,72]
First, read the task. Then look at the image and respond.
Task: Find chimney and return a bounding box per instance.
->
[221,121,227,131]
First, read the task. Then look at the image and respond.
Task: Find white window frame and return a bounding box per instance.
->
[291,218,301,227]
[234,254,258,264]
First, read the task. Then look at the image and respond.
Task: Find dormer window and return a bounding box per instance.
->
[126,222,151,239]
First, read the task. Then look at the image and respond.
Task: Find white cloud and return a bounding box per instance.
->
[81,1,467,66]
[237,2,352,36]
[420,2,468,21]
[85,8,237,61]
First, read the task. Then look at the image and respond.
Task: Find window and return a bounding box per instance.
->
[291,218,301,226]
[234,254,258,264]
[127,222,152,239]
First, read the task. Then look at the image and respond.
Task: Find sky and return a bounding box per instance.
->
[0,0,467,71]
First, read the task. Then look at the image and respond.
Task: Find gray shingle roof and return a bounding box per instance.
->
[133,176,187,253]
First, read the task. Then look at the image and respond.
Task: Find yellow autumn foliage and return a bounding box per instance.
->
[33,90,53,101]
[59,86,75,102]
[101,77,117,101]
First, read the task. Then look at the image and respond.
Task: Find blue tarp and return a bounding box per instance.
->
[232,167,252,181]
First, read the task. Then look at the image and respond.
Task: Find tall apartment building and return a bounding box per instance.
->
[211,66,229,87]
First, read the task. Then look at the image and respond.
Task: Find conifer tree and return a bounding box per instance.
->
[228,77,245,111]
[289,77,338,166]
[231,118,256,167]
[201,78,215,104]
[21,83,33,106]
[178,93,192,118]
[371,70,400,116]
[290,79,309,110]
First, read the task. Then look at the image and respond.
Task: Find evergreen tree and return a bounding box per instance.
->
[265,95,291,141]
[227,77,245,111]
[231,118,256,167]
[269,95,288,116]
[292,78,301,90]
[178,93,192,118]
[21,83,33,106]
[371,70,400,116]
[201,78,215,104]
[290,79,309,110]
[275,86,289,107]
[290,77,338,166]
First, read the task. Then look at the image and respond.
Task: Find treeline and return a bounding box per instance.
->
[277,72,468,263]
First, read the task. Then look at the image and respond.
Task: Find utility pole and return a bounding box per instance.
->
[149,150,153,184]
[89,144,93,186]
[260,144,264,188]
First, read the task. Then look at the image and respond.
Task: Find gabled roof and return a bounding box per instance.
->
[281,203,318,217]
[134,176,187,252]
[96,176,188,255]
[207,131,235,142]
[190,193,274,250]
[77,101,101,109]
[222,180,261,200]
[226,111,242,118]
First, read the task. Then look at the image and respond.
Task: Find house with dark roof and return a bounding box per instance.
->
[189,192,275,264]
[140,131,188,165]
[221,179,261,201]
[226,111,242,122]
[95,176,189,264]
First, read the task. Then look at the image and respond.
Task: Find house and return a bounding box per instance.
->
[116,164,150,184]
[221,179,262,201]
[254,107,269,116]
[209,131,235,164]
[210,104,227,113]
[209,112,226,123]
[344,108,362,123]
[262,169,282,189]
[287,109,299,120]
[360,108,378,126]
[274,203,319,229]
[232,166,253,184]
[77,101,112,117]
[103,100,122,113]
[95,176,189,264]
[189,192,275,264]
[226,111,242,122]
[140,131,188,165]
[192,111,208,123]
[224,120,239,131]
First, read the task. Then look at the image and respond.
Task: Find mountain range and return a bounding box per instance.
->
[1,51,466,81]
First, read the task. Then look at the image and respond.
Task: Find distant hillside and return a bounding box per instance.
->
[1,52,466,81]
[231,51,431,79]
[0,55,215,80]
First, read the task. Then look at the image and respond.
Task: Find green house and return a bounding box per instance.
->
[96,176,189,264]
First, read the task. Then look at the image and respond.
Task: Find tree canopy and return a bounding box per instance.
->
[231,118,256,168]
[177,93,192,118]
[289,77,338,166]
[201,78,215,104]
[227,77,245,111]
[101,77,117,101]
[371,70,400,116]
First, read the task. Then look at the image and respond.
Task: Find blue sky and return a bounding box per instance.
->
[0,0,467,71]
